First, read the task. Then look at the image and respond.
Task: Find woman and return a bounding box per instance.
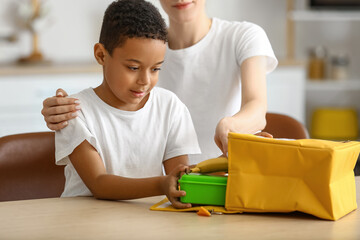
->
[41,0,277,164]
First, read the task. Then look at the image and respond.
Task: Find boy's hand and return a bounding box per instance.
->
[162,164,192,209]
[41,88,81,131]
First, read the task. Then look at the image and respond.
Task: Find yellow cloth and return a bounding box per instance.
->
[225,133,360,220]
[150,197,241,214]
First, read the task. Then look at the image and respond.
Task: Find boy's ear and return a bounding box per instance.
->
[94,43,107,65]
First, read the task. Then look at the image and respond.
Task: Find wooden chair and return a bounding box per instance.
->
[263,113,360,176]
[263,112,309,139]
[0,132,65,202]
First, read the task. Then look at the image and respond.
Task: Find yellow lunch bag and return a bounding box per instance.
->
[225,133,360,220]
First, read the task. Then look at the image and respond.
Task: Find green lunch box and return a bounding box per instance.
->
[178,173,228,206]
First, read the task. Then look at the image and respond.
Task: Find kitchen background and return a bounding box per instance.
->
[0,0,359,141]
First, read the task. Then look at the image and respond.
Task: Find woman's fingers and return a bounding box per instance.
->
[56,88,69,97]
[255,131,273,138]
[43,96,79,109]
[221,139,228,156]
[46,110,79,124]
[45,103,80,116]
[214,135,227,156]
[41,90,81,131]
[44,112,73,131]
[46,121,69,131]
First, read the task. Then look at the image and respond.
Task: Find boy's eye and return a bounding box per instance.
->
[128,66,139,71]
[152,67,161,72]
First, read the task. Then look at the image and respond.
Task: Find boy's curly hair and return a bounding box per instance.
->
[99,0,168,55]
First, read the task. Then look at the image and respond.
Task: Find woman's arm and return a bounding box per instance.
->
[69,140,191,208]
[41,88,80,130]
[214,56,268,155]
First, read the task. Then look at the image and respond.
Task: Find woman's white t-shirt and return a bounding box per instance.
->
[158,18,278,164]
[55,87,201,197]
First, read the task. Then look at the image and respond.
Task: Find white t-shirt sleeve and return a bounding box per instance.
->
[235,23,278,73]
[163,100,201,161]
[55,110,99,166]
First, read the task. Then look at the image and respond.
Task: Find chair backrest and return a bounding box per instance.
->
[0,132,65,201]
[263,113,309,139]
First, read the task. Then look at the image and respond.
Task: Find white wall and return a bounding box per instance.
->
[0,0,113,63]
[0,0,359,78]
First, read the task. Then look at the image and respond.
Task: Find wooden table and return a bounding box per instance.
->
[1,177,359,240]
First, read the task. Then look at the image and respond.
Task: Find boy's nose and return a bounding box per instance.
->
[137,71,151,85]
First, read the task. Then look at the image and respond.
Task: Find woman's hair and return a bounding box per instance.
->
[99,0,168,55]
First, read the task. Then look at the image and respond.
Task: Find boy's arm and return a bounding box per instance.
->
[69,140,191,208]
[162,155,191,207]
[214,56,268,155]
[163,155,189,175]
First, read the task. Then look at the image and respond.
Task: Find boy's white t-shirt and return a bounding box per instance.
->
[158,18,278,164]
[55,87,201,197]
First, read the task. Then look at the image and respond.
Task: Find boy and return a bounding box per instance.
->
[55,0,200,209]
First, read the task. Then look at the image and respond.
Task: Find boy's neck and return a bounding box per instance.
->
[167,14,212,50]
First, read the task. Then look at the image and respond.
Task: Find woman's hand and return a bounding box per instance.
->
[41,88,81,130]
[255,131,273,138]
[214,117,233,156]
[214,116,273,156]
[162,164,191,209]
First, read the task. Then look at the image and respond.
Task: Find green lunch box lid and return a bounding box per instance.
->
[178,173,228,185]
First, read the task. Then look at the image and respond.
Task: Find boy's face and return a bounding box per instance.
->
[160,0,206,23]
[95,38,166,111]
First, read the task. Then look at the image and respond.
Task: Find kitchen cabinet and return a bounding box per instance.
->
[267,65,306,124]
[285,1,360,135]
[305,80,360,131]
[0,63,102,136]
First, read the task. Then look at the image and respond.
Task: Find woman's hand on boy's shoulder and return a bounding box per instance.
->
[41,88,81,131]
[162,164,192,209]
